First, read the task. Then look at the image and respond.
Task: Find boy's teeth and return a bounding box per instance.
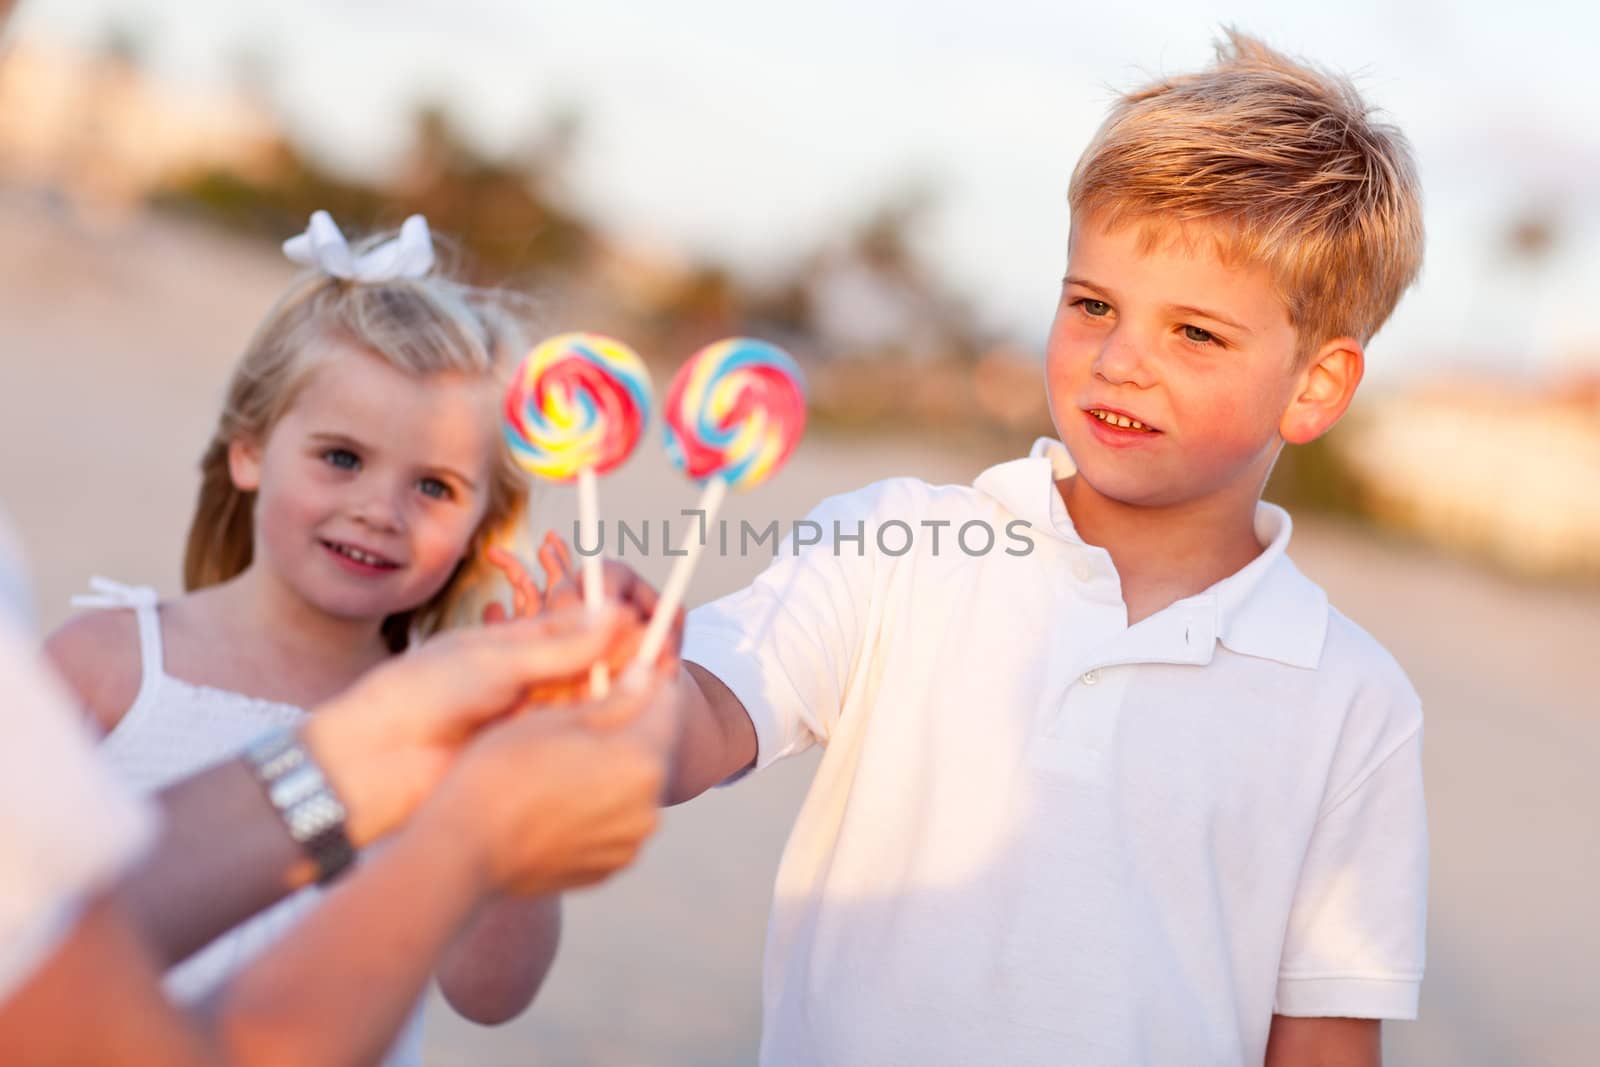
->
[1092,409,1148,431]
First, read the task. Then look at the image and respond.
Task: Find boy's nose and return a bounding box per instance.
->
[1092,330,1156,389]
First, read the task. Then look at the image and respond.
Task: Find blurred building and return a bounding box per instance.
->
[1336,375,1600,578]
[0,40,277,221]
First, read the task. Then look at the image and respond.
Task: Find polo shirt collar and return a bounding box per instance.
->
[973,438,1328,669]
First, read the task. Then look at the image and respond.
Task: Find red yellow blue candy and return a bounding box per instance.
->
[503,332,652,480]
[663,338,806,490]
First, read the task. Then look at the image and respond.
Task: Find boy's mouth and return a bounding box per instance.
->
[1086,408,1159,433]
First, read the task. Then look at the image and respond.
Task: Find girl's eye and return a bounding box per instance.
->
[323,448,360,471]
[1182,325,1217,345]
[418,477,454,501]
[1076,298,1112,318]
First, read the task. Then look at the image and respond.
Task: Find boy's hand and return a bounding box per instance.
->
[429,671,678,896]
[302,608,627,847]
[541,540,687,669]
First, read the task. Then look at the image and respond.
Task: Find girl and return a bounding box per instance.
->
[46,211,559,1065]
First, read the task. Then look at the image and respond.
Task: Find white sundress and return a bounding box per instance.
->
[74,578,426,1067]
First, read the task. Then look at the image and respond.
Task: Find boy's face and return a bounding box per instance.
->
[1045,213,1305,513]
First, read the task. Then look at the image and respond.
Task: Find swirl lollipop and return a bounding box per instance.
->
[503,332,651,479]
[504,331,653,693]
[633,338,807,671]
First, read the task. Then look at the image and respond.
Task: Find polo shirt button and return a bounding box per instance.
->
[1072,561,1092,582]
[1080,670,1100,686]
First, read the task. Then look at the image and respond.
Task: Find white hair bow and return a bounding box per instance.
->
[282,210,435,282]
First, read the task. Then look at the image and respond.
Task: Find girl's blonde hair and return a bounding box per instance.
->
[184,227,530,651]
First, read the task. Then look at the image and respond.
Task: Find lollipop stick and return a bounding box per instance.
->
[629,478,726,675]
[578,466,609,697]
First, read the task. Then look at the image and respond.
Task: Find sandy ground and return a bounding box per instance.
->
[2,192,1596,1065]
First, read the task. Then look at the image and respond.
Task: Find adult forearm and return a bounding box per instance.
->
[119,759,309,968]
[206,803,485,1067]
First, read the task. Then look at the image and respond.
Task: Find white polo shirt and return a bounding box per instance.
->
[684,439,1427,1067]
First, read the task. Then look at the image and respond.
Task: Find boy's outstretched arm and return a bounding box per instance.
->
[1264,1016,1380,1067]
[667,661,757,805]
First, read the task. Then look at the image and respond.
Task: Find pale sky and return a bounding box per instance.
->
[15,0,1600,382]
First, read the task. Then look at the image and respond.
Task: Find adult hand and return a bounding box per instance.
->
[426,665,680,897]
[301,607,627,847]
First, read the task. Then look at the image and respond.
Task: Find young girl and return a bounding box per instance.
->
[46,211,557,1065]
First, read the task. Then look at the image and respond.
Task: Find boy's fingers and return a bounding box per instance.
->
[481,601,508,625]
[597,560,663,623]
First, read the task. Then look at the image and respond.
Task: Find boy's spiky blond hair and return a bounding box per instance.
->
[1069,30,1424,358]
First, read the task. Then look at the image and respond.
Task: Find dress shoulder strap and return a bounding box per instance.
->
[71,576,166,686]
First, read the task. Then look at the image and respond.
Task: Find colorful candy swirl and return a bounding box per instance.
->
[503,332,652,480]
[663,338,806,490]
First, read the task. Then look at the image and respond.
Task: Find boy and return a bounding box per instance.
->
[625,31,1425,1066]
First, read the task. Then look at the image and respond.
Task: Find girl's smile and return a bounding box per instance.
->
[229,335,500,628]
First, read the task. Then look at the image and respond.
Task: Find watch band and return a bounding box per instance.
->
[244,727,356,884]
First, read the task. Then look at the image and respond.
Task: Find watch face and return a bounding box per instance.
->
[248,730,355,883]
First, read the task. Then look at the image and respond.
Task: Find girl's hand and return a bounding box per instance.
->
[479,533,577,624]
[535,530,574,590]
[480,545,544,624]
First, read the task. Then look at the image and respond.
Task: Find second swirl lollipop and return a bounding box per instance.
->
[663,337,807,490]
[504,331,653,694]
[632,337,807,672]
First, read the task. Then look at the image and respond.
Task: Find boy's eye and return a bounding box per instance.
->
[1182,325,1216,344]
[418,477,454,501]
[322,447,360,471]
[1077,298,1112,317]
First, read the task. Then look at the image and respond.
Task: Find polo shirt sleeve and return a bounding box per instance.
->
[683,478,919,775]
[1275,683,1427,1020]
[0,615,158,1005]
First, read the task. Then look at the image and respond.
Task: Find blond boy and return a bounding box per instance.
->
[631,32,1425,1066]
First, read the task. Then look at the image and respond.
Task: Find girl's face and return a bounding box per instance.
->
[229,336,501,626]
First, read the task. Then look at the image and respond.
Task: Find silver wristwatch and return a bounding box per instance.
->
[244,727,356,884]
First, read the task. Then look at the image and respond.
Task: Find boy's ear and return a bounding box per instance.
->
[227,438,264,492]
[1280,338,1364,445]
